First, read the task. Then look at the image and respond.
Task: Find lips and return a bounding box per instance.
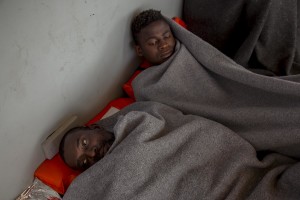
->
[96,143,111,160]
[103,143,111,156]
[160,49,173,59]
[94,136,114,162]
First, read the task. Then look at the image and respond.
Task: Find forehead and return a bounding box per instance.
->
[63,131,82,168]
[138,20,171,40]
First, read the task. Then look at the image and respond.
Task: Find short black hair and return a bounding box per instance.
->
[131,9,166,44]
[59,126,99,163]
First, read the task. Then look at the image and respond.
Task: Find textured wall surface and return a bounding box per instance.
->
[0,0,182,199]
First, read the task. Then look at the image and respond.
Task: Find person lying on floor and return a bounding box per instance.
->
[60,9,178,170]
[124,8,187,99]
[59,124,115,170]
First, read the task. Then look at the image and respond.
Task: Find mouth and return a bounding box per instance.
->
[97,143,111,160]
[95,137,115,162]
[160,50,173,59]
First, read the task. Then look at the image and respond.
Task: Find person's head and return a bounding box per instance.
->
[131,9,176,65]
[59,124,115,170]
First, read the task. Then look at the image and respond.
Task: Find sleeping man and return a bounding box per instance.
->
[131,9,177,66]
[60,9,177,170]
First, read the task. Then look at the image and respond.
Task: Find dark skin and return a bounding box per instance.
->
[63,126,114,170]
[135,19,176,65]
[62,20,175,170]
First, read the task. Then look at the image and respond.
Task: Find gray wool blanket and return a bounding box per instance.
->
[183,0,300,76]
[63,18,300,200]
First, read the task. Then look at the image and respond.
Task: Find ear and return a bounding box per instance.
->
[135,45,143,57]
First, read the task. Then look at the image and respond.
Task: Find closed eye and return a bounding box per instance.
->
[147,39,158,46]
[164,33,170,38]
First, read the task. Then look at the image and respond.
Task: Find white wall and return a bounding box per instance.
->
[0,0,183,199]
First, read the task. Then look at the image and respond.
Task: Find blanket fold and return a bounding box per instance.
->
[133,19,300,159]
[64,101,300,200]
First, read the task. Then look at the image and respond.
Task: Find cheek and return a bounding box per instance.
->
[169,37,176,48]
[144,47,159,57]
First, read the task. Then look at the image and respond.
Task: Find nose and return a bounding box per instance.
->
[158,40,168,50]
[86,147,97,158]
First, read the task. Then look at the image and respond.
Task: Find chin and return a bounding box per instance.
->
[159,56,171,64]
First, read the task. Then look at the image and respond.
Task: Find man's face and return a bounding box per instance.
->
[135,20,176,65]
[63,128,114,170]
